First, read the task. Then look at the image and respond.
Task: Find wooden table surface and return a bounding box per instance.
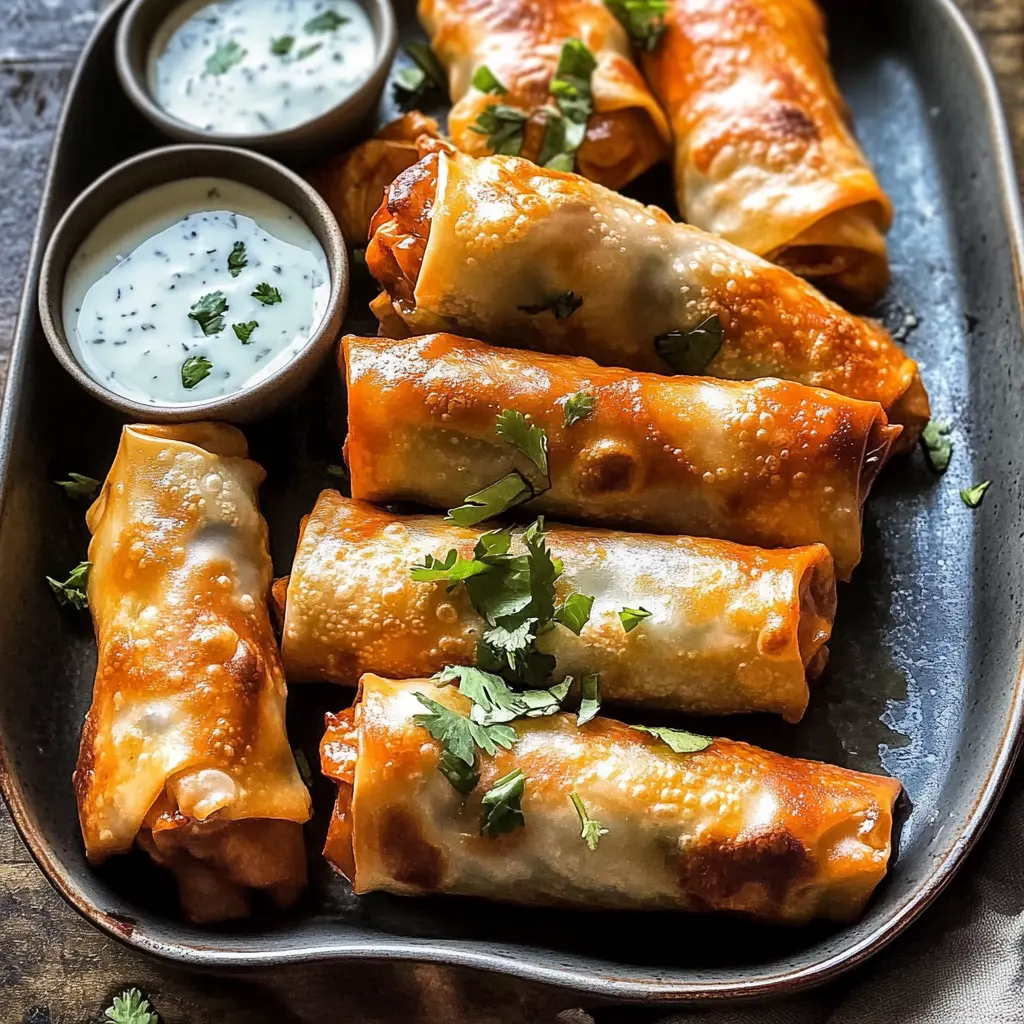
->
[1,1,1020,1020]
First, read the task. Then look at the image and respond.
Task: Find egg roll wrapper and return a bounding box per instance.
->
[74,423,311,921]
[341,333,898,579]
[642,0,891,301]
[366,149,927,445]
[419,0,670,189]
[278,491,835,721]
[320,675,900,923]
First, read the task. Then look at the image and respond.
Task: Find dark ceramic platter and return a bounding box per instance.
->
[1,0,1022,1003]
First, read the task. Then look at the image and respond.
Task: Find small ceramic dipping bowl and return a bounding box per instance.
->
[116,0,398,159]
[38,144,347,422]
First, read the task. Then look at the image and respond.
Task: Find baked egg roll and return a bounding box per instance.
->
[365,148,928,445]
[74,423,311,923]
[341,333,899,579]
[642,0,892,300]
[419,0,670,188]
[275,491,836,721]
[320,674,901,923]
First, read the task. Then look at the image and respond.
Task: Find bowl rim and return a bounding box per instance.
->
[37,142,348,422]
[114,0,399,149]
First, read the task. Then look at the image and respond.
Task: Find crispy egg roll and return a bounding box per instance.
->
[276,491,835,721]
[74,423,311,923]
[366,148,928,445]
[307,112,441,244]
[419,0,670,189]
[321,675,901,923]
[643,0,892,300]
[341,333,898,579]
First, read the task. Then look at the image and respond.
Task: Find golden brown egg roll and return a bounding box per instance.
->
[365,148,928,446]
[275,491,835,721]
[341,333,898,580]
[642,0,892,301]
[321,674,901,923]
[419,0,670,188]
[306,112,441,244]
[74,423,311,923]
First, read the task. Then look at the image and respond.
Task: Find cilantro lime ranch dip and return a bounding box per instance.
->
[62,177,330,405]
[150,0,376,134]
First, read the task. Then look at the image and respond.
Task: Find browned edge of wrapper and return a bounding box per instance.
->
[320,705,359,884]
[798,547,838,685]
[859,416,902,504]
[886,371,932,453]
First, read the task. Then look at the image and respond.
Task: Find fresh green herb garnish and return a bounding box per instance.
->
[961,480,991,508]
[472,65,508,94]
[304,9,349,32]
[562,391,595,427]
[251,283,282,305]
[569,790,608,850]
[352,247,367,264]
[577,672,600,725]
[603,0,669,51]
[553,592,594,635]
[293,748,313,788]
[438,748,480,794]
[181,355,213,390]
[188,290,228,336]
[227,241,248,278]
[495,410,549,476]
[537,40,596,171]
[518,291,583,319]
[205,40,246,76]
[393,42,447,111]
[435,665,569,725]
[56,472,100,501]
[104,988,159,1024]
[410,548,491,587]
[46,560,90,611]
[446,472,534,527]
[326,463,349,480]
[413,692,517,765]
[921,419,953,474]
[481,768,526,837]
[232,320,258,344]
[469,104,529,156]
[270,35,295,56]
[631,724,713,754]
[655,314,724,375]
[618,605,652,633]
[296,42,323,60]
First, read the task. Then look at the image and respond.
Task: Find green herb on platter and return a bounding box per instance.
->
[434,665,570,725]
[472,64,508,95]
[413,692,517,764]
[188,290,228,336]
[438,748,480,794]
[270,35,295,56]
[445,472,534,527]
[232,320,258,344]
[576,671,601,725]
[603,0,670,51]
[618,605,652,633]
[296,42,324,60]
[393,42,447,111]
[205,40,246,76]
[518,291,583,319]
[251,282,283,306]
[227,240,248,277]
[55,472,101,500]
[410,548,491,587]
[562,391,595,427]
[46,560,91,611]
[960,480,991,509]
[495,409,549,476]
[655,314,723,375]
[553,592,594,636]
[469,104,529,156]
[304,9,349,32]
[481,767,526,837]
[569,790,608,850]
[181,355,213,390]
[921,419,953,474]
[631,724,713,754]
[104,987,159,1024]
[537,39,597,171]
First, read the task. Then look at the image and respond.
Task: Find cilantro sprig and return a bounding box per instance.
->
[619,605,652,633]
[47,560,91,611]
[569,790,608,850]
[227,240,248,277]
[472,65,508,94]
[446,472,534,527]
[252,282,282,305]
[188,290,228,336]
[481,768,526,837]
[495,410,549,476]
[576,672,601,725]
[413,691,517,764]
[56,472,100,500]
[181,355,212,390]
[604,0,669,51]
[538,40,597,172]
[562,391,595,427]
[631,724,713,753]
[469,104,529,156]
[656,314,724,375]
[232,320,258,344]
[394,42,447,111]
[921,419,953,474]
[205,40,245,76]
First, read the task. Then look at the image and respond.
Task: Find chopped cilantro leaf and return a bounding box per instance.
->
[469,103,529,156]
[251,282,282,305]
[304,9,349,32]
[603,0,669,51]
[618,605,652,633]
[655,314,724,375]
[961,480,991,508]
[56,472,100,501]
[569,790,608,850]
[480,768,526,837]
[472,64,508,94]
[181,355,212,389]
[232,320,258,344]
[188,290,228,336]
[46,560,90,611]
[445,472,533,527]
[577,671,600,725]
[562,391,595,427]
[631,724,713,753]
[495,409,549,475]
[205,40,246,75]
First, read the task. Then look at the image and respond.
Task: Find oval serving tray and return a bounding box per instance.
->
[1,0,1022,1003]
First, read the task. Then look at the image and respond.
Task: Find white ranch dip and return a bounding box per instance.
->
[63,177,330,405]
[150,0,376,135]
